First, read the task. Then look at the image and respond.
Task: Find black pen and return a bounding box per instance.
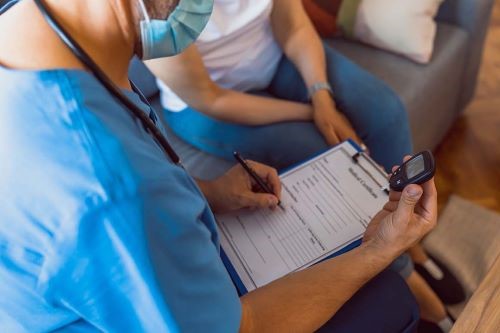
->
[233,152,282,207]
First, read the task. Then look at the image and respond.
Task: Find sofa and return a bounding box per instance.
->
[128,0,495,180]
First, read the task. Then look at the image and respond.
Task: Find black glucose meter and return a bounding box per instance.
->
[389,151,436,192]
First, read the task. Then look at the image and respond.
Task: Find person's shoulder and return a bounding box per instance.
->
[0,67,95,128]
[0,67,140,229]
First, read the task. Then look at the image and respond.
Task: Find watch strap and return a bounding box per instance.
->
[308,82,333,100]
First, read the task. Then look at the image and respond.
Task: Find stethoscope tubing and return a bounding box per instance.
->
[33,0,181,165]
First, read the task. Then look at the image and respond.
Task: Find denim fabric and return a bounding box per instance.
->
[317,270,419,333]
[390,253,415,279]
[163,42,413,172]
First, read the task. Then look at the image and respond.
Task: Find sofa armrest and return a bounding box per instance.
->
[436,0,495,108]
[437,0,494,33]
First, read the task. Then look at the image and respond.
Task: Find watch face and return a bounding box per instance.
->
[405,155,425,179]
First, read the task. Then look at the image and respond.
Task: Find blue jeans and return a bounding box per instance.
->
[164,43,413,172]
[164,43,414,278]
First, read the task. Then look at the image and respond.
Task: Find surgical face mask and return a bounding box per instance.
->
[138,0,214,60]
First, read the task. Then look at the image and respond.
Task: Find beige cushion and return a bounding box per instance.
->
[338,0,445,63]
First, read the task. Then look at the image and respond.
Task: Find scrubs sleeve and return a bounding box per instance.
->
[37,194,242,333]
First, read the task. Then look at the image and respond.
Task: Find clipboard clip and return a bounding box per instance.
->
[351,152,361,164]
[352,151,390,194]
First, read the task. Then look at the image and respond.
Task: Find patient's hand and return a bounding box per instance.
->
[363,157,438,259]
[197,161,282,214]
[312,91,362,146]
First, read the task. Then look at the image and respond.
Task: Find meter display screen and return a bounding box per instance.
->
[405,155,425,179]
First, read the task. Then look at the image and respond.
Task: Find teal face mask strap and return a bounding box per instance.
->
[137,0,151,22]
[33,0,181,165]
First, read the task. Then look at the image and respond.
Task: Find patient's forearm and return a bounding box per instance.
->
[239,244,394,333]
[204,88,313,125]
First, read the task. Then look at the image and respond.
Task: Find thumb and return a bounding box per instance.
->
[393,185,423,224]
[241,192,279,210]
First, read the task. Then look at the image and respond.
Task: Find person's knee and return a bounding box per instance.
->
[364,87,413,158]
[364,270,419,332]
[318,270,419,333]
[370,87,410,135]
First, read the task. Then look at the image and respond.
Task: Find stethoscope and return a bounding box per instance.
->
[33,0,182,165]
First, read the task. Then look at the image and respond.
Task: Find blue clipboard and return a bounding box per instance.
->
[220,139,369,296]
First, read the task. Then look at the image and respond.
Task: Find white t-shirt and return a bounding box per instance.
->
[158,0,283,112]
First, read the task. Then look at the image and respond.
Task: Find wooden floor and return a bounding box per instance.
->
[435,0,500,213]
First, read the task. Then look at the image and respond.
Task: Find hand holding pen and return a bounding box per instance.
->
[233,152,283,209]
[199,153,282,213]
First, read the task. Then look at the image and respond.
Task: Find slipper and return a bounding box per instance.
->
[414,254,466,305]
[418,318,453,333]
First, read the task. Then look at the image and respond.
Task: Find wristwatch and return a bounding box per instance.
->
[308,82,333,100]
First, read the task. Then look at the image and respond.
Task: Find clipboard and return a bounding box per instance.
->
[218,140,390,295]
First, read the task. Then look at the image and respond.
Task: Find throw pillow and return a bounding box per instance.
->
[337,0,445,63]
[303,0,444,64]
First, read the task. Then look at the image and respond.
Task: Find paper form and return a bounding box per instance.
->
[217,142,389,292]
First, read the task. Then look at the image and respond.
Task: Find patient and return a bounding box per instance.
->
[147,0,459,331]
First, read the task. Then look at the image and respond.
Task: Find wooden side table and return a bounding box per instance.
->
[451,254,500,332]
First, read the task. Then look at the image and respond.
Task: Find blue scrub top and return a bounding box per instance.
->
[0,65,241,332]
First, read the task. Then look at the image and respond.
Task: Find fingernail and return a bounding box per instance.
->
[407,187,422,197]
[269,197,277,206]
